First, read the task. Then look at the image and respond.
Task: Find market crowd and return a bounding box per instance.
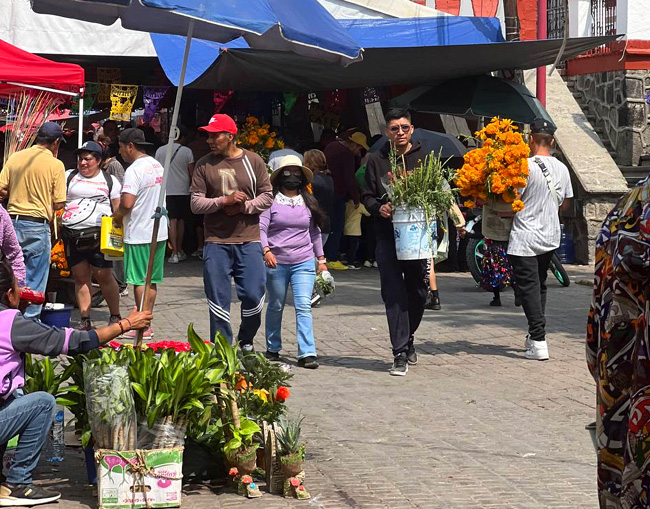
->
[0,106,579,505]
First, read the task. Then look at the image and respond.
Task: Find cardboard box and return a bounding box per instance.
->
[96,447,183,509]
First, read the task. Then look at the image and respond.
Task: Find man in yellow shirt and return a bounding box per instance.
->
[0,122,67,318]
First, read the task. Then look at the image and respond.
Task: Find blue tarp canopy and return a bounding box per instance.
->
[152,16,615,92]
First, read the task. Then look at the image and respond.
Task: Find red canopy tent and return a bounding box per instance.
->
[0,39,85,97]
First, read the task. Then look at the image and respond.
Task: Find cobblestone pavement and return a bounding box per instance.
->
[39,260,599,508]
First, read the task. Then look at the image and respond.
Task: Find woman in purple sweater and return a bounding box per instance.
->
[260,155,327,369]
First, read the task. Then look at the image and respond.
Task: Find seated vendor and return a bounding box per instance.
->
[0,257,152,507]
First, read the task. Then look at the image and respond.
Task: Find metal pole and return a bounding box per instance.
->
[77,93,84,148]
[0,81,78,97]
[134,20,194,348]
[536,0,548,106]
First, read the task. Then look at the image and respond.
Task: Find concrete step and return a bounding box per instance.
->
[619,165,649,187]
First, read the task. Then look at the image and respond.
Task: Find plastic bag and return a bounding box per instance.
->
[137,417,187,450]
[84,361,137,450]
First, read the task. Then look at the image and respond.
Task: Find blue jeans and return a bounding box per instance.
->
[265,259,317,359]
[0,391,55,484]
[12,220,51,319]
[203,242,266,345]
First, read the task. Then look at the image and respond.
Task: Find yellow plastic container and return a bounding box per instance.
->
[100,216,124,258]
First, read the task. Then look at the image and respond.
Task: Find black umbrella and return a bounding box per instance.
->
[370,128,467,161]
[393,75,552,124]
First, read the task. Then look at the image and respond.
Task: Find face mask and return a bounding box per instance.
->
[283,175,302,191]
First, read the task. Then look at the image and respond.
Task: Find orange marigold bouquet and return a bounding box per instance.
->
[237,116,284,162]
[454,117,530,212]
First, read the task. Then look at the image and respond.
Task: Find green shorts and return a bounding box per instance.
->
[125,241,166,286]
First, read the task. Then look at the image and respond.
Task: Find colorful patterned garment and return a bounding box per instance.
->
[480,239,513,291]
[586,176,650,508]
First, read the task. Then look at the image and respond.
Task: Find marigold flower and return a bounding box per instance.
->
[511,199,525,212]
[464,200,475,208]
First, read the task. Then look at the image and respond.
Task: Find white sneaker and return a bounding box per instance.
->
[525,340,549,361]
[168,253,179,264]
[372,261,379,268]
[524,335,533,350]
[177,252,187,262]
[363,260,373,268]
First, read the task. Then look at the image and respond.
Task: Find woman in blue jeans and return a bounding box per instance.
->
[0,258,151,507]
[260,155,327,369]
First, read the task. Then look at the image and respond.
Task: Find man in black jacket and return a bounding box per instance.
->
[361,109,429,376]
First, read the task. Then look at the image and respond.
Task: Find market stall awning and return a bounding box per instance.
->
[152,16,617,91]
[0,39,85,96]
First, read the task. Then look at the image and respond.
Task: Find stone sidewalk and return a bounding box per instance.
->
[38,261,598,508]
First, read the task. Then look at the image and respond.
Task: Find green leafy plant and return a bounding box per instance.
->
[224,417,261,455]
[23,354,76,403]
[238,353,292,424]
[276,414,306,458]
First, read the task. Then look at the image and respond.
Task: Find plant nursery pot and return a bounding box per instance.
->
[279,454,303,478]
[227,446,257,475]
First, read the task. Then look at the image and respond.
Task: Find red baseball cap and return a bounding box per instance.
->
[199,114,238,134]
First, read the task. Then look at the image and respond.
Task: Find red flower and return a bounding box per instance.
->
[228,467,238,476]
[290,478,300,487]
[241,475,253,484]
[275,386,290,402]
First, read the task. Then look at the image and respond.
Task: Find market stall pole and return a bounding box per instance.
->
[537,0,547,106]
[31,0,362,347]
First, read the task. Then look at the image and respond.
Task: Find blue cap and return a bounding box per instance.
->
[74,141,104,157]
[37,121,66,142]
[530,118,556,135]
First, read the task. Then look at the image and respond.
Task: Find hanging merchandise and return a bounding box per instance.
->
[96,68,121,104]
[110,84,139,122]
[271,97,282,127]
[364,87,385,137]
[283,92,298,116]
[143,86,170,123]
[71,82,99,114]
[213,90,234,114]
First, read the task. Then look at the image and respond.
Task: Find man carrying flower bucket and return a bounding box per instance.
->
[361,109,430,376]
[507,118,573,361]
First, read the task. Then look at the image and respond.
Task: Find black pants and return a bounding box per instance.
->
[375,237,428,356]
[508,251,554,342]
[324,196,346,262]
[361,215,376,262]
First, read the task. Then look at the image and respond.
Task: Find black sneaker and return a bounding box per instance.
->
[297,356,319,369]
[264,350,281,361]
[407,339,418,365]
[389,353,408,376]
[0,483,61,506]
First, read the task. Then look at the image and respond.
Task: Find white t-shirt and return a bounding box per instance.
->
[154,143,194,196]
[267,149,303,171]
[508,156,574,257]
[63,170,121,230]
[121,156,169,245]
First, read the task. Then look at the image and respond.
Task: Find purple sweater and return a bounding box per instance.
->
[0,206,26,286]
[259,194,324,265]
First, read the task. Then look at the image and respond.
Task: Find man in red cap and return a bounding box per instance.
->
[191,114,273,350]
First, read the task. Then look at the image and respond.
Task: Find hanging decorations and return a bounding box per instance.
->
[363,87,385,137]
[97,68,122,104]
[110,84,139,122]
[142,86,170,123]
[213,90,234,114]
[283,93,298,116]
[70,82,99,114]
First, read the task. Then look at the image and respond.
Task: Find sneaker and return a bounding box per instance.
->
[389,353,408,376]
[168,253,180,264]
[121,327,154,340]
[407,338,418,365]
[119,285,129,297]
[240,343,255,355]
[372,261,379,268]
[525,340,549,361]
[264,351,281,361]
[77,317,92,331]
[192,248,204,260]
[327,261,349,271]
[177,252,188,262]
[311,290,322,307]
[109,315,122,325]
[345,263,362,270]
[363,260,373,268]
[0,483,61,506]
[524,335,533,351]
[297,356,319,369]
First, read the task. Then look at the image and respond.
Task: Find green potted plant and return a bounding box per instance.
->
[276,414,306,478]
[224,417,261,475]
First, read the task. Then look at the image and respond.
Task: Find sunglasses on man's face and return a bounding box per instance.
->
[389,124,412,133]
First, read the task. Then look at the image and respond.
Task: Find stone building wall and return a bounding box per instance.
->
[568,70,650,167]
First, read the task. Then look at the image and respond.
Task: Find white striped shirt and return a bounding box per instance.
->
[507,156,573,257]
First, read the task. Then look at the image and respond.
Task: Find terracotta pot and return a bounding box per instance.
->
[279,453,303,478]
[227,446,257,475]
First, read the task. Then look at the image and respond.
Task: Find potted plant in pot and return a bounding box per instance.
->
[224,417,261,475]
[386,151,456,261]
[276,414,306,478]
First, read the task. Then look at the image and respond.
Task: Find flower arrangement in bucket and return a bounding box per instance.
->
[386,151,456,260]
[454,117,530,241]
[238,116,284,162]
